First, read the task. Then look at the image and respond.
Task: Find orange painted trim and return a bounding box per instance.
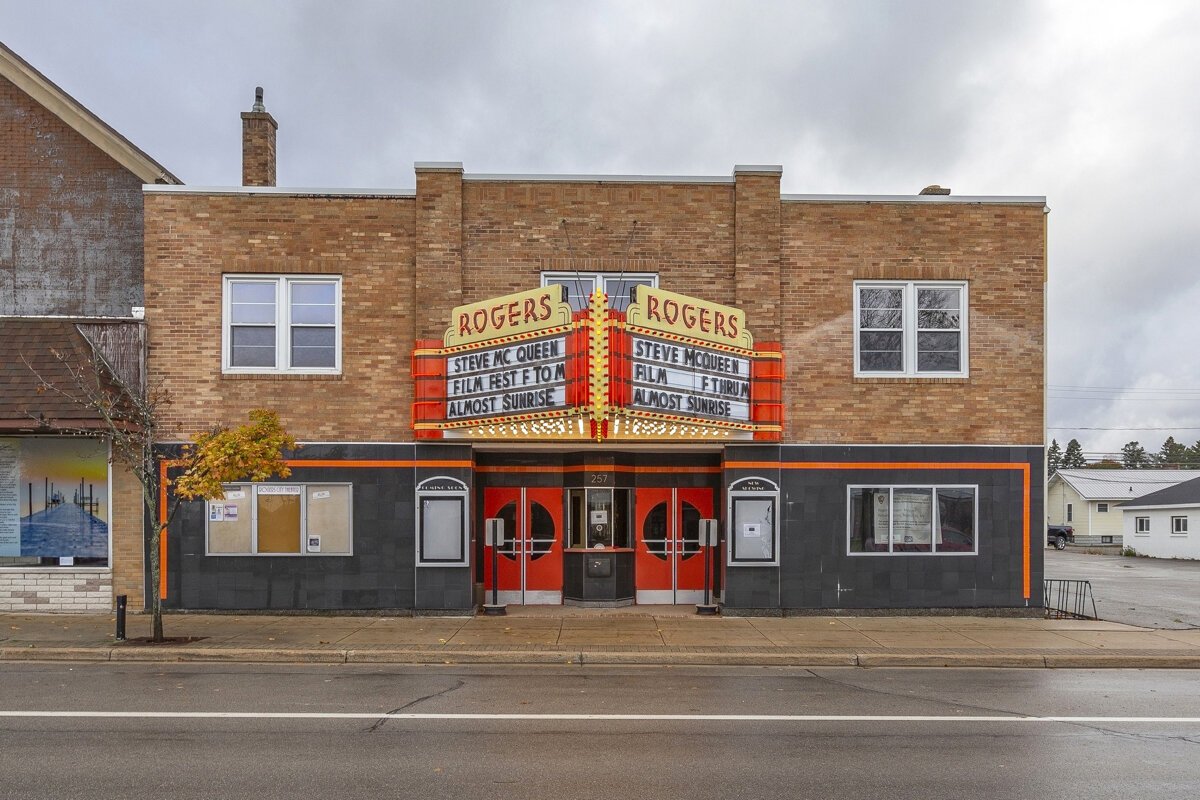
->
[1022,463,1031,600]
[474,464,723,475]
[158,459,168,601]
[724,461,1028,471]
[725,459,1033,601]
[284,459,474,469]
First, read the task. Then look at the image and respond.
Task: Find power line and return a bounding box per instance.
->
[1047,426,1200,431]
[1049,396,1200,402]
[1049,384,1200,393]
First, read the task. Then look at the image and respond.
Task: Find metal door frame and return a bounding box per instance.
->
[637,487,702,605]
[493,487,562,606]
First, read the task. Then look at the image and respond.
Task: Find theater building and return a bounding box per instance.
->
[144,94,1046,613]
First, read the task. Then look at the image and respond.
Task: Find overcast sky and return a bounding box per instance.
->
[4,0,1198,457]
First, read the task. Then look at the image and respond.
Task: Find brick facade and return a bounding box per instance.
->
[779,200,1045,444]
[144,192,417,440]
[145,173,1045,446]
[0,75,145,317]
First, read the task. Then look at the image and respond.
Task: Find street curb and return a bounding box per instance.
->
[3,646,1200,669]
[108,647,346,664]
[1044,654,1200,669]
[857,653,1048,668]
[580,651,858,667]
[0,646,111,661]
[346,649,582,665]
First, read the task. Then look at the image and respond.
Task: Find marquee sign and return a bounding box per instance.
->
[413,283,782,441]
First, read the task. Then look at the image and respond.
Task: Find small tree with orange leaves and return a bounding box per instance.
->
[27,337,296,641]
[162,410,297,640]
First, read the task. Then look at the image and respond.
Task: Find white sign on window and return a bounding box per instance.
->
[224,505,238,521]
[209,505,225,522]
[307,535,321,553]
[742,523,762,538]
[225,491,246,500]
[311,490,331,500]
[258,485,302,495]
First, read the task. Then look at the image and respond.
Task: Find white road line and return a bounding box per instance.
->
[0,711,1198,723]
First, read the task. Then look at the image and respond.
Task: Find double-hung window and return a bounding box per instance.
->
[542,272,658,312]
[855,281,967,377]
[1172,516,1188,535]
[1135,516,1151,534]
[223,276,341,373]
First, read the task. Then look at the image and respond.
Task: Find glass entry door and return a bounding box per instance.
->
[483,487,563,604]
[635,487,713,604]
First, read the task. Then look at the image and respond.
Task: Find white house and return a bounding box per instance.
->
[1047,469,1200,546]
[1121,476,1200,559]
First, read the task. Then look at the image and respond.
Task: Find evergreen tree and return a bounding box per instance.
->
[1062,438,1087,469]
[1047,439,1062,476]
[1121,441,1149,469]
[1187,440,1200,468]
[1155,436,1189,468]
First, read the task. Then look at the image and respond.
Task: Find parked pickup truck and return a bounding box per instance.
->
[1047,524,1075,550]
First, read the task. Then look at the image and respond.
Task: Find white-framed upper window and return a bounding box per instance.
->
[223,275,342,373]
[1172,516,1188,535]
[542,272,658,312]
[847,485,978,555]
[1097,503,1109,513]
[1135,516,1150,534]
[854,281,968,377]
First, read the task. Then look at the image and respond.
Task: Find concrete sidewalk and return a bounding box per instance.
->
[4,607,1200,668]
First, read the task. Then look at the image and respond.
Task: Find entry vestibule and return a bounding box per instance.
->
[477,453,722,606]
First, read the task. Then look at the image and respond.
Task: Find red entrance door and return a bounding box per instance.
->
[483,487,563,605]
[634,487,713,604]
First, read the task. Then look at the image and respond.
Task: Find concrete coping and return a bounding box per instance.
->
[142,185,416,198]
[414,161,465,172]
[733,164,783,176]
[781,193,1047,205]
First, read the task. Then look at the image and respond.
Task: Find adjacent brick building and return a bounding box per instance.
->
[0,41,178,611]
[145,93,1045,613]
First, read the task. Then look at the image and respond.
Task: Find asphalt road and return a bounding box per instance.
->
[1045,548,1200,628]
[2,662,1199,799]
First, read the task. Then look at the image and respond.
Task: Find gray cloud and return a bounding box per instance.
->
[4,0,1198,456]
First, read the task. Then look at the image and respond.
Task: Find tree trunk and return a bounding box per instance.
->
[149,520,165,643]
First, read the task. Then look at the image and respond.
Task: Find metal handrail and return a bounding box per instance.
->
[1043,578,1099,620]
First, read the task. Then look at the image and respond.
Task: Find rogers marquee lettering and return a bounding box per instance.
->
[413,282,783,440]
[446,335,568,420]
[630,337,750,422]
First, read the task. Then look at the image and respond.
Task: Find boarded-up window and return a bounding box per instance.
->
[206,483,352,556]
[207,485,253,554]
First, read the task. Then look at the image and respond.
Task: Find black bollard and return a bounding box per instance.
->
[115,594,127,641]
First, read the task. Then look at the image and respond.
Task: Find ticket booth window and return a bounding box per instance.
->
[566,488,630,548]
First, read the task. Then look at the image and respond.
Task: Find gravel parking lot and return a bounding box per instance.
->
[1045,548,1200,629]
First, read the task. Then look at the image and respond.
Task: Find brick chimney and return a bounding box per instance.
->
[241,87,277,187]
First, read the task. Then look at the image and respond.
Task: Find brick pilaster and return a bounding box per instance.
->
[414,162,464,340]
[734,165,782,344]
[110,462,145,608]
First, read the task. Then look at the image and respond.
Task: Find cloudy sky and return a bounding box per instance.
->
[4,0,1199,458]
